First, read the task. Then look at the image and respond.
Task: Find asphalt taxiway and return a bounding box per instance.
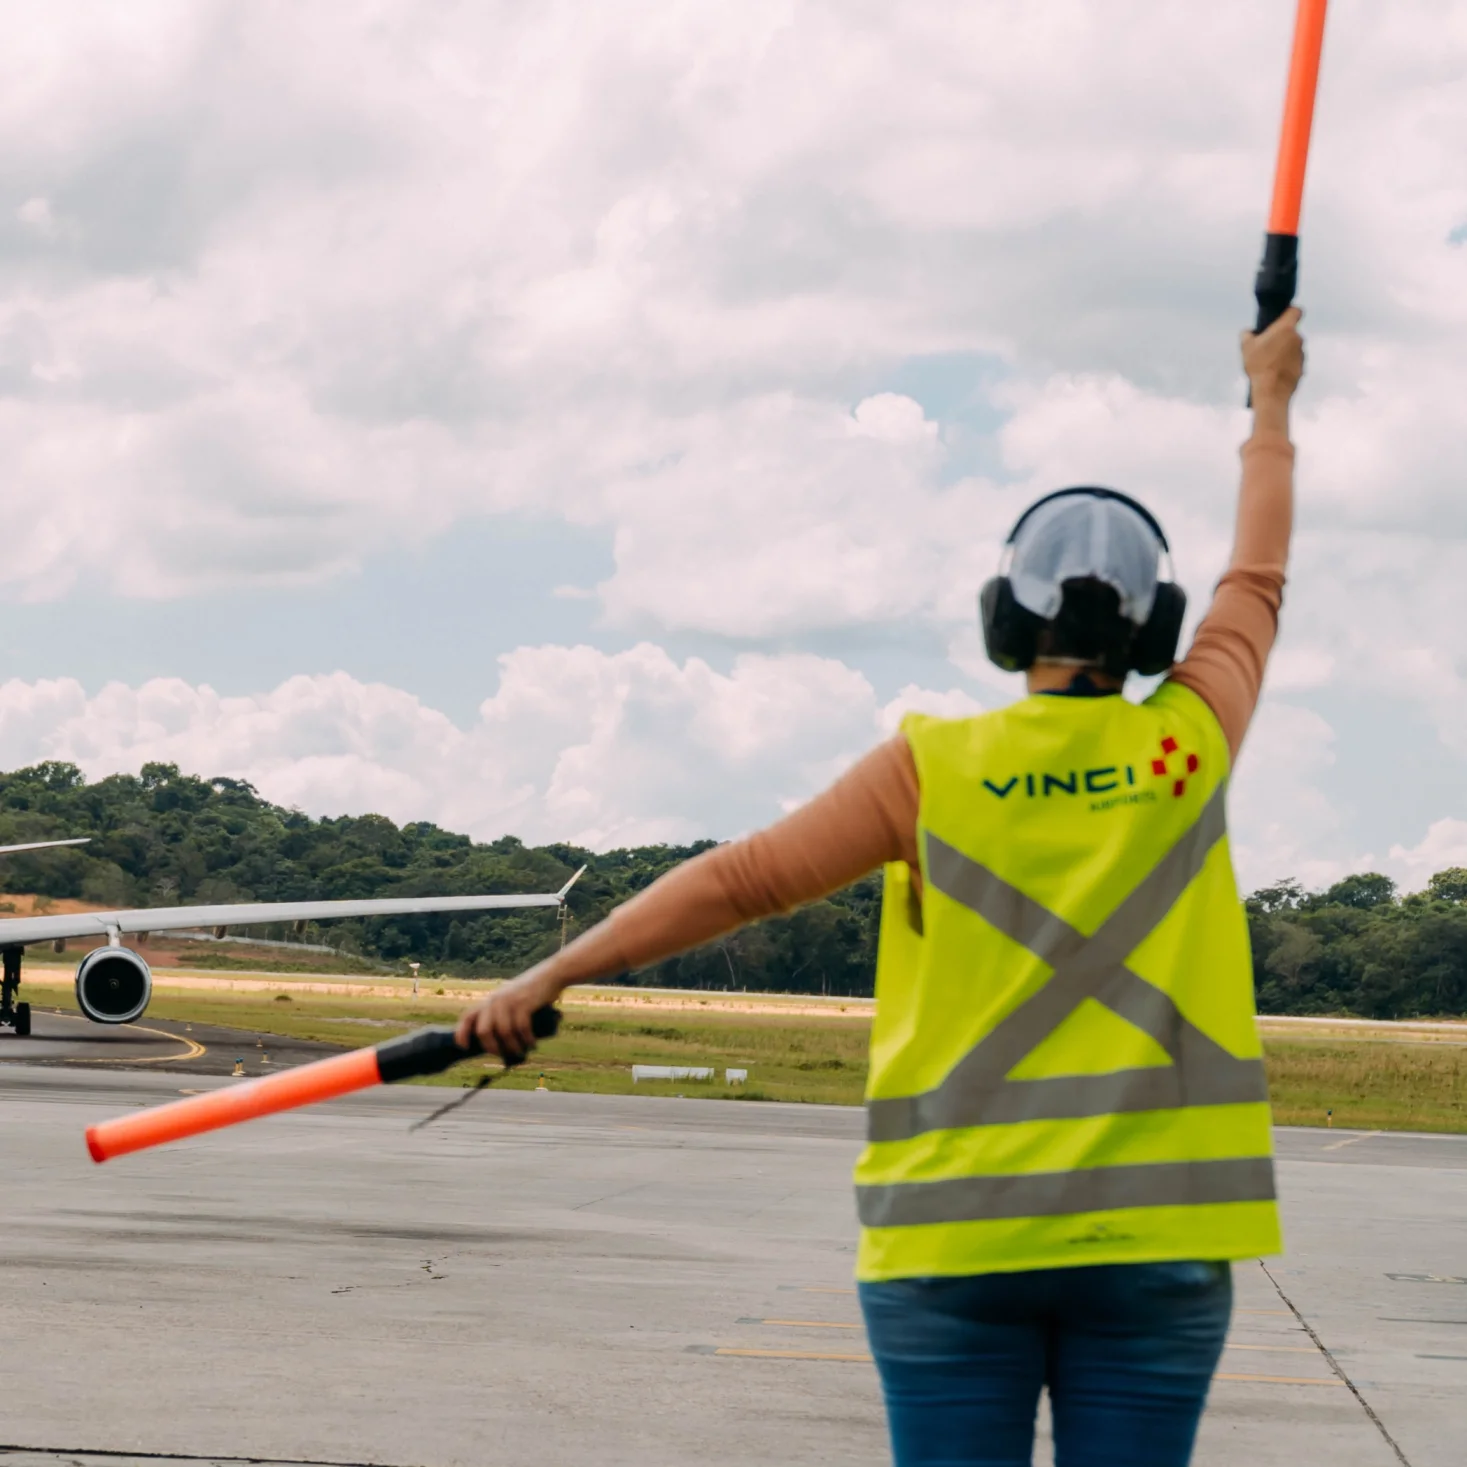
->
[0,1007,341,1075]
[0,1062,1462,1466]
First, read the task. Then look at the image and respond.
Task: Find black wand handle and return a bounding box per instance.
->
[377,1005,562,1084]
[1248,232,1298,406]
[1254,231,1299,332]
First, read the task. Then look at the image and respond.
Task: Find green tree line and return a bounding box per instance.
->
[1,760,1463,1015]
[1247,869,1467,1019]
[0,761,879,994]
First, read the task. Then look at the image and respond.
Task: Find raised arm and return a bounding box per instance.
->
[1169,308,1306,760]
[456,737,920,1054]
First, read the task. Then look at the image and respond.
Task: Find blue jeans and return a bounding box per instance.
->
[859,1262,1232,1467]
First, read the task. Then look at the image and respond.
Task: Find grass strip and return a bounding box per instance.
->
[120,989,1467,1128]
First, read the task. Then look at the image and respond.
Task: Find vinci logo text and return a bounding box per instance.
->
[981,738,1202,809]
[982,768,1139,799]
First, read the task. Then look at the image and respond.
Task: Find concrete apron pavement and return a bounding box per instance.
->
[0,1067,1461,1467]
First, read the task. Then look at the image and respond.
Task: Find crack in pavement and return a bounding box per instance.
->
[0,1448,405,1467]
[1258,1260,1412,1467]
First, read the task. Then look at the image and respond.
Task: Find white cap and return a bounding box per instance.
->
[1008,493,1162,625]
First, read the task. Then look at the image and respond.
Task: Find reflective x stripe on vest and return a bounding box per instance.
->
[857,780,1272,1232]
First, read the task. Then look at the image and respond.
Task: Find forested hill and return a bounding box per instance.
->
[0,761,881,994]
[0,760,1464,1018]
[1247,872,1467,1019]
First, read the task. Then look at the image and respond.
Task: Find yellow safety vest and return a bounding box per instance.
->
[856,681,1280,1282]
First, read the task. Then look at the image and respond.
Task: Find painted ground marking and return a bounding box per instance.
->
[716,1347,873,1363]
[1215,1373,1344,1387]
[737,1318,861,1329]
[90,1025,207,1064]
[1322,1130,1383,1151]
[1226,1342,1318,1354]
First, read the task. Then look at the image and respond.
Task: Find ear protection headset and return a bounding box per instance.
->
[979,486,1187,676]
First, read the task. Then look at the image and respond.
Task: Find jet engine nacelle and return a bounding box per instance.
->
[75,946,152,1025]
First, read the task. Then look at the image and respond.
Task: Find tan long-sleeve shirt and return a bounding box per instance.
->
[543,430,1295,984]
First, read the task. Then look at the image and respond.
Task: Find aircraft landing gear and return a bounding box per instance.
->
[0,946,28,1035]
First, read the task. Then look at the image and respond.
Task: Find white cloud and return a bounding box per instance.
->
[1389,819,1467,893]
[1262,646,1336,695]
[593,392,997,637]
[0,649,942,851]
[0,2,1462,875]
[1228,700,1362,893]
[877,684,985,738]
[7,658,1446,908]
[852,393,938,445]
[2,2,1463,618]
[16,198,54,234]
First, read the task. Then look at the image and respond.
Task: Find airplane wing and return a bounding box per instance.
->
[0,838,91,856]
[0,865,586,947]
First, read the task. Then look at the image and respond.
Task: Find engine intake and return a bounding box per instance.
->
[75,946,152,1025]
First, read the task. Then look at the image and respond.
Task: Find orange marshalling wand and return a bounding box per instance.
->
[1254,0,1330,331]
[85,1008,561,1163]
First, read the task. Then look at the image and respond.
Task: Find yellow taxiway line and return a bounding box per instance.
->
[749,1319,861,1329]
[1322,1129,1384,1151]
[1216,1373,1343,1387]
[90,1024,207,1065]
[717,1347,873,1363]
[1226,1342,1318,1353]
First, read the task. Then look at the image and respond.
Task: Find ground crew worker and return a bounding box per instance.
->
[458,309,1306,1467]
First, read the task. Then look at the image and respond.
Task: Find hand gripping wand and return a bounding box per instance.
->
[84,1006,562,1163]
[1253,0,1329,335]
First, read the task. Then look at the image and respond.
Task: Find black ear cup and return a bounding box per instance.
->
[982,576,1186,676]
[1130,581,1188,676]
[980,577,1044,672]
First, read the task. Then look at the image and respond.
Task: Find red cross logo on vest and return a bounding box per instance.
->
[1151,736,1199,798]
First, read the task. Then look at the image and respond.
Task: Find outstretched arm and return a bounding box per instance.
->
[456,738,920,1055]
[1169,308,1306,759]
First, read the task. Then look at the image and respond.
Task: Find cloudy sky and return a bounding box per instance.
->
[1,1,1464,892]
